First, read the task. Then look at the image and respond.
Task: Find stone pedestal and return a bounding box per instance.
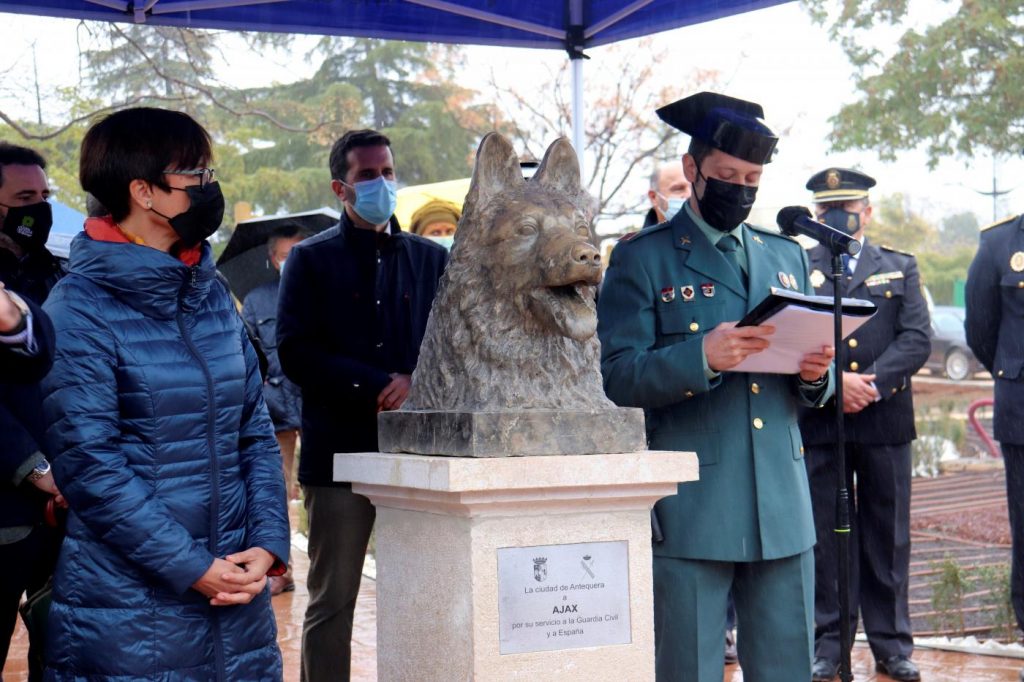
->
[378,407,647,457]
[335,450,698,682]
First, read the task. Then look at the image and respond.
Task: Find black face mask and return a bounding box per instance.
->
[1,200,53,252]
[152,181,225,247]
[820,207,861,236]
[695,168,757,232]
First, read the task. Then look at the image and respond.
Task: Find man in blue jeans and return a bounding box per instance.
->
[277,129,447,681]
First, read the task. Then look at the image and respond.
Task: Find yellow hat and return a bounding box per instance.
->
[409,199,461,236]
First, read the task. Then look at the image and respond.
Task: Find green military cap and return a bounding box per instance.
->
[806,167,876,203]
[656,92,778,165]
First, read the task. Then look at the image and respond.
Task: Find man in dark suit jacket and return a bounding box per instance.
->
[800,168,931,682]
[277,129,447,682]
[965,214,1024,682]
[0,143,66,681]
[0,287,65,680]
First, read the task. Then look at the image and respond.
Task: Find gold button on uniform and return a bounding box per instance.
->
[753,417,764,430]
[751,383,760,395]
[850,361,859,371]
[885,290,893,299]
[689,322,700,332]
[999,370,1005,377]
[848,338,858,348]
[684,390,694,398]
[892,387,898,394]
[1019,281,1024,289]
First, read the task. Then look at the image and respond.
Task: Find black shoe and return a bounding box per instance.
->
[875,655,920,681]
[724,628,738,664]
[811,656,838,682]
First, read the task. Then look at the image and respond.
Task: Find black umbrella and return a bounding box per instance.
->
[216,207,340,302]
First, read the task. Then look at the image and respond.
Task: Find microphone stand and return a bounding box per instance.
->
[831,249,854,682]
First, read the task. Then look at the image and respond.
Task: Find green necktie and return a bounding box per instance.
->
[716,234,746,287]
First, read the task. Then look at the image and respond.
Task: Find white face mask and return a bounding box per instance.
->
[427,236,454,250]
[278,257,287,276]
[658,192,686,222]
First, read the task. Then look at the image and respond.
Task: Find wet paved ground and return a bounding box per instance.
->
[6,474,1024,681]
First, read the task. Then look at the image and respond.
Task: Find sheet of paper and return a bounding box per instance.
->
[729,306,872,374]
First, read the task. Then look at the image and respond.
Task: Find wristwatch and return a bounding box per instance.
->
[26,458,51,483]
[0,289,29,336]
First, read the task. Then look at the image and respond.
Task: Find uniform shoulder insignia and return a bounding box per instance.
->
[747,223,797,242]
[619,221,670,244]
[980,214,1020,232]
[880,244,914,257]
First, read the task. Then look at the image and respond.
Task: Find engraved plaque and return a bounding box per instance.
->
[497,541,631,654]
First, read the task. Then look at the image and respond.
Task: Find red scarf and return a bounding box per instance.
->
[85,216,201,267]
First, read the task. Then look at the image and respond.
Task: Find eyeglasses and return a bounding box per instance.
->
[164,168,216,190]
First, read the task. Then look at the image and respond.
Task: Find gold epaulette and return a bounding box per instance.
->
[880,244,914,257]
[981,214,1019,232]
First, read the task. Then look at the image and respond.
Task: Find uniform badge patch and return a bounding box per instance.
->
[778,271,789,288]
[1012,251,1024,272]
[810,269,826,288]
[661,287,676,303]
[701,282,715,298]
[681,285,695,301]
[788,273,798,290]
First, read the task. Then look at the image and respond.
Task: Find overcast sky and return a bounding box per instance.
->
[0,2,1018,232]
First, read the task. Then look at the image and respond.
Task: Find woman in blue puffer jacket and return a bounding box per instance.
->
[40,107,290,681]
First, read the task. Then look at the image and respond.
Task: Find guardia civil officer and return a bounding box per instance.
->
[965,214,1024,682]
[799,169,930,682]
[598,92,835,682]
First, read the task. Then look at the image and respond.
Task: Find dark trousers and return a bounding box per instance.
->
[0,524,61,682]
[806,442,913,662]
[1001,444,1024,631]
[300,485,375,682]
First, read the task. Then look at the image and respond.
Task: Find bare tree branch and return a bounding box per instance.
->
[0,94,186,140]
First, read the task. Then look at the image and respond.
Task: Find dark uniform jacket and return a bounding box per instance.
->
[277,213,448,486]
[799,240,931,445]
[965,215,1024,444]
[1,248,63,533]
[1,295,55,529]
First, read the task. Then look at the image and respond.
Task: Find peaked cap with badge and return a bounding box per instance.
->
[807,167,876,203]
[656,91,778,165]
[799,165,931,670]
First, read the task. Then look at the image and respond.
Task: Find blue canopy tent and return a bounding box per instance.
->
[0,0,790,159]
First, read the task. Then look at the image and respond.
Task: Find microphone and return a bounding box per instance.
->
[776,206,861,256]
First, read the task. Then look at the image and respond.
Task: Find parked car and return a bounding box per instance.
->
[925,305,984,381]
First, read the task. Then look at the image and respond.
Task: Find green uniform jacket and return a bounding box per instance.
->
[598,209,833,562]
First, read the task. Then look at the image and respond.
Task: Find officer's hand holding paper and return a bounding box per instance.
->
[722,287,876,374]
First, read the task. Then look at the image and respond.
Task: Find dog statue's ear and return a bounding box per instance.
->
[532,138,581,195]
[468,132,522,206]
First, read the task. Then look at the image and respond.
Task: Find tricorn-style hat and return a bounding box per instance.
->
[656,92,778,165]
[806,167,876,203]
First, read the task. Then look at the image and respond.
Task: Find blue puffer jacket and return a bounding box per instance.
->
[41,233,290,681]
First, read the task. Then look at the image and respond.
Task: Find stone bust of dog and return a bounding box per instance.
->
[403,132,615,412]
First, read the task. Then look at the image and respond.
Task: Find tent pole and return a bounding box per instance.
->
[571,58,585,173]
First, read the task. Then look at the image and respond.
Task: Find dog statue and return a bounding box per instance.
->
[403,132,615,412]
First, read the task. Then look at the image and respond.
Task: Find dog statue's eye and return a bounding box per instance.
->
[518,223,538,236]
[576,225,591,237]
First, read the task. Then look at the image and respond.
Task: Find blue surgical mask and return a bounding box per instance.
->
[427,235,455,250]
[820,207,861,236]
[343,176,397,226]
[658,194,686,222]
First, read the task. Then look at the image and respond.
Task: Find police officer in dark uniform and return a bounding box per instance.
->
[965,214,1024,682]
[799,168,931,682]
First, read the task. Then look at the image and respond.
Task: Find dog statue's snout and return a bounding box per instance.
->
[572,242,601,267]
